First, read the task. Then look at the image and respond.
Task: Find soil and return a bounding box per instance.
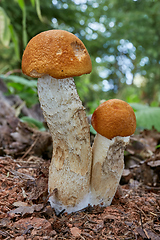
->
[0,91,160,240]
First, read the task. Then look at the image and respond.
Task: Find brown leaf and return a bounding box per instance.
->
[12,201,29,207]
[8,204,44,217]
[13,217,52,234]
[147,160,160,168]
[70,227,81,237]
[136,227,160,240]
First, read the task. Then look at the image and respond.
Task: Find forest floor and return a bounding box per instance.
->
[0,91,160,240]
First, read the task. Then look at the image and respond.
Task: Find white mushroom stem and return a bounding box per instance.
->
[90,133,130,206]
[37,75,92,214]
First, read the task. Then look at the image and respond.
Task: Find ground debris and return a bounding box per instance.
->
[0,138,160,239]
[0,93,160,239]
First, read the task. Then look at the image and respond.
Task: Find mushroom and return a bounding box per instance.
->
[90,99,136,206]
[21,30,92,213]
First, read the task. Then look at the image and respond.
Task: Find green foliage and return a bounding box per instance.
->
[20,116,45,131]
[129,103,150,112]
[16,0,27,47]
[8,25,20,60]
[130,103,160,132]
[0,74,37,87]
[0,74,38,107]
[90,125,97,135]
[0,0,44,61]
[0,0,160,120]
[0,7,10,46]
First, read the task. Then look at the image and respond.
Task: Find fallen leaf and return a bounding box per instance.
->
[13,217,52,234]
[13,201,29,207]
[8,204,44,217]
[70,227,81,237]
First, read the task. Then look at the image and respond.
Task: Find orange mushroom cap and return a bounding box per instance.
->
[91,99,136,139]
[21,30,92,79]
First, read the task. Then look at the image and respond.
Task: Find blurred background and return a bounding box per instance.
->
[0,0,160,131]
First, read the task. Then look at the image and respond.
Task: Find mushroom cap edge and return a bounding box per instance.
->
[21,29,92,79]
[91,99,136,139]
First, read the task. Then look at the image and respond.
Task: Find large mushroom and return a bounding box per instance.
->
[21,30,92,213]
[90,99,136,206]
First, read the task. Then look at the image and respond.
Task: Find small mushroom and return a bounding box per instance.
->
[21,30,92,213]
[90,99,136,206]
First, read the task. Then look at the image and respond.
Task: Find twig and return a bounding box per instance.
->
[134,205,147,218]
[143,229,150,239]
[9,169,35,180]
[0,230,14,238]
[21,136,39,159]
[85,216,98,224]
[5,69,22,76]
[81,232,94,239]
[149,211,158,217]
[139,212,150,239]
[145,185,160,191]
[15,166,38,170]
[79,234,86,240]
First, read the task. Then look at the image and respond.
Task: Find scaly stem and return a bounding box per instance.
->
[37,75,92,213]
[90,133,130,206]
